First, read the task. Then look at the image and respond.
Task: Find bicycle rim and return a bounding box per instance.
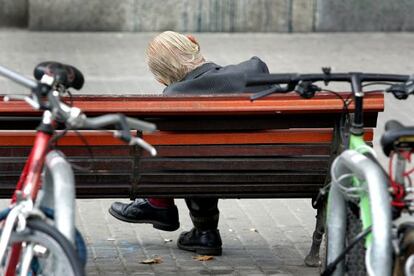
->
[0,218,84,276]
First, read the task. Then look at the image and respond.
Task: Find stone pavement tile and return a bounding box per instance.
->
[201,264,234,273]
[122,253,149,264]
[125,265,154,275]
[237,271,268,276]
[175,259,206,269]
[220,256,254,267]
[85,273,100,276]
[93,264,126,274]
[154,273,183,276]
[177,273,209,276]
[152,268,182,275]
[86,265,99,274]
[284,265,319,276]
[97,273,126,276]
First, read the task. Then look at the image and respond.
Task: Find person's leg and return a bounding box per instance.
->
[147,198,174,208]
[185,197,219,230]
[177,198,222,255]
[109,198,179,231]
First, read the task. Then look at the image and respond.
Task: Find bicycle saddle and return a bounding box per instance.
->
[34,61,84,90]
[381,120,414,156]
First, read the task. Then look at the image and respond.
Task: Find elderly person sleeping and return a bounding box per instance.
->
[109,31,270,256]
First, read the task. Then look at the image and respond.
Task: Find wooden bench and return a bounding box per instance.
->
[0,92,384,266]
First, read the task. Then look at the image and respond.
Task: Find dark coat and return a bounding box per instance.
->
[163,56,270,95]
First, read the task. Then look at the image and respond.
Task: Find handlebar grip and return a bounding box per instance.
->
[82,114,156,132]
[130,137,157,156]
[246,73,296,86]
[0,65,38,90]
[126,117,156,132]
[34,62,84,90]
[406,81,414,95]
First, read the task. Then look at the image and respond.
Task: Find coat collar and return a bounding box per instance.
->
[182,62,221,81]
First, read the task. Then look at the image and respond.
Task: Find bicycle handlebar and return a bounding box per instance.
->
[45,91,157,155]
[83,114,157,156]
[247,71,414,101]
[246,72,410,86]
[81,114,156,132]
[0,65,38,90]
[0,63,157,156]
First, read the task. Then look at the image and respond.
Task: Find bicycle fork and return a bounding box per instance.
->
[39,150,76,244]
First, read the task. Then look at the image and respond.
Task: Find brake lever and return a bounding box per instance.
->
[130,137,157,156]
[294,81,321,99]
[111,129,156,156]
[3,94,40,110]
[386,84,409,100]
[405,78,414,95]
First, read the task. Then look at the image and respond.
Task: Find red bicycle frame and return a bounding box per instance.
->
[11,131,52,203]
[6,112,53,276]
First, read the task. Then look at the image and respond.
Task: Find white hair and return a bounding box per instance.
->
[146,31,205,85]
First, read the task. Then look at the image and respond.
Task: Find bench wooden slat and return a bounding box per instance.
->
[143,144,332,157]
[144,129,374,145]
[0,129,374,146]
[134,183,322,198]
[0,146,132,157]
[0,113,380,130]
[146,113,381,130]
[0,144,332,157]
[140,157,328,171]
[0,93,384,115]
[139,172,326,183]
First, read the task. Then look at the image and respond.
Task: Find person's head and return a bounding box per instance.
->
[146,31,205,86]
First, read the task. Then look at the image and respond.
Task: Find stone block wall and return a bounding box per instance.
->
[1,0,413,32]
[0,0,27,27]
[316,0,414,32]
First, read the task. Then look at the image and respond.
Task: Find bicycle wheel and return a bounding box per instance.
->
[0,218,84,276]
[345,201,367,276]
[40,206,87,267]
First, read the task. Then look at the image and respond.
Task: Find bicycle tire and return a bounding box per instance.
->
[1,217,84,276]
[319,232,327,274]
[40,206,87,267]
[345,202,367,276]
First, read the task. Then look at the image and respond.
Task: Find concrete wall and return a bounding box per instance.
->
[0,0,27,27]
[315,0,414,32]
[1,0,413,32]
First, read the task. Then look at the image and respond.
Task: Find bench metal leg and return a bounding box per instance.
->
[304,202,325,267]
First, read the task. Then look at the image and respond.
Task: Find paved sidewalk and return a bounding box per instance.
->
[0,31,414,275]
[77,199,318,275]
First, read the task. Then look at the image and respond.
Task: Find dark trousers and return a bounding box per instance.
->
[185,197,219,230]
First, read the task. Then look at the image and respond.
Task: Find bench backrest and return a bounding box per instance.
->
[0,93,383,199]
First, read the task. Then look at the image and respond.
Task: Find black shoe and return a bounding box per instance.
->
[108,198,179,231]
[177,228,222,256]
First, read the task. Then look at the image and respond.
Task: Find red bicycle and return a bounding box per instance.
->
[0,62,157,275]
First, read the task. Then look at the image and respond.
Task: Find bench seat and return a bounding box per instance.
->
[0,93,383,199]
